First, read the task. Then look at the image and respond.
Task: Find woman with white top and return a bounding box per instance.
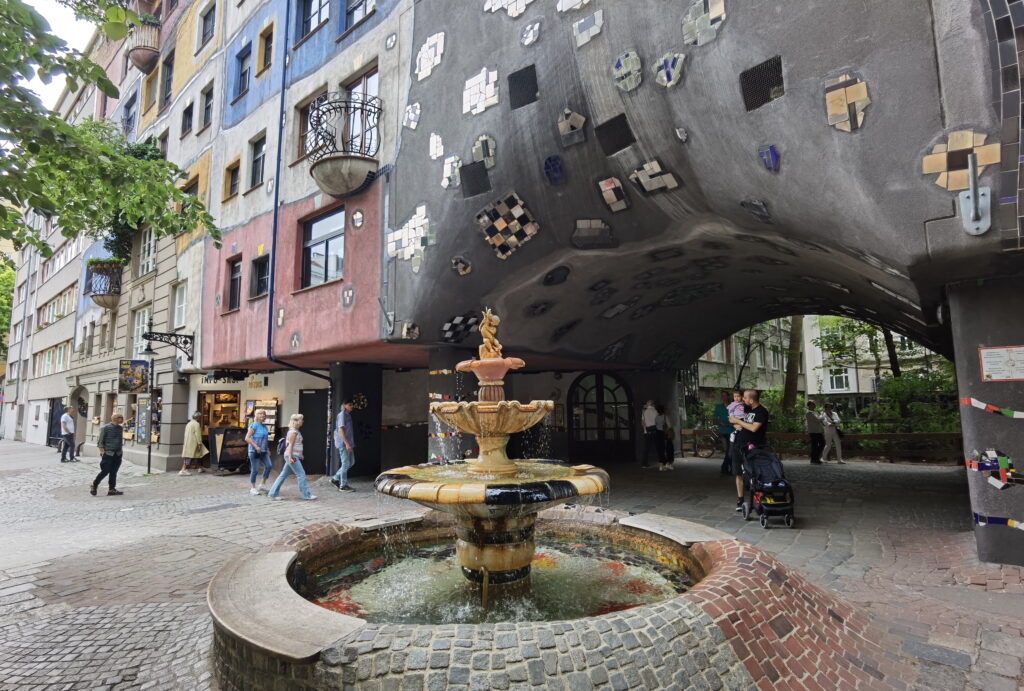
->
[268,414,316,501]
[820,402,846,464]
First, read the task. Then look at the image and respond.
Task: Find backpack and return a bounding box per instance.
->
[276,431,290,456]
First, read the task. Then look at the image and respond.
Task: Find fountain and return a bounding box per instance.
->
[374,309,610,588]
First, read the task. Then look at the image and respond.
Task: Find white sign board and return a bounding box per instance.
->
[979,346,1024,382]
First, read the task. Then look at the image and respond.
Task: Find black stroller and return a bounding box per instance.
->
[741,447,795,528]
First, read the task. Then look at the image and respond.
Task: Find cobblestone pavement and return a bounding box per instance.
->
[0,439,1021,689]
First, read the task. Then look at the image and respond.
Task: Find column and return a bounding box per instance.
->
[427,347,476,462]
[330,362,382,478]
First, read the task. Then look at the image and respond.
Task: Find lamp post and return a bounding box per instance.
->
[139,319,194,475]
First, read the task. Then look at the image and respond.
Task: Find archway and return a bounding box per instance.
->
[567,372,634,464]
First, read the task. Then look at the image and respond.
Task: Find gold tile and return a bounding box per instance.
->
[973,133,987,147]
[826,89,849,119]
[932,144,947,154]
[947,169,969,190]
[845,81,868,104]
[948,130,974,151]
[936,172,948,188]
[921,152,947,174]
[836,121,852,132]
[974,143,1001,166]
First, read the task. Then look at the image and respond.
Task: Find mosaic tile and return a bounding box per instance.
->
[658,282,722,306]
[602,335,632,361]
[572,10,604,47]
[628,160,679,193]
[483,0,536,18]
[629,303,657,320]
[441,313,481,343]
[682,0,726,46]
[798,276,850,293]
[441,155,462,189]
[740,198,772,223]
[463,68,500,115]
[385,33,397,50]
[451,255,472,276]
[824,74,870,132]
[475,192,540,259]
[550,319,580,343]
[342,285,354,308]
[571,219,617,249]
[460,160,491,197]
[612,51,642,92]
[401,322,420,339]
[601,295,639,319]
[758,144,780,172]
[556,0,590,12]
[922,129,1000,190]
[521,19,541,45]
[402,103,421,130]
[598,177,629,212]
[557,108,587,146]
[387,204,434,272]
[654,53,686,88]
[869,280,919,309]
[675,127,689,143]
[472,135,497,168]
[429,133,444,160]
[415,33,445,81]
[544,155,567,185]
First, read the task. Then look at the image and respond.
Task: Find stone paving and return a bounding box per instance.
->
[0,439,1021,689]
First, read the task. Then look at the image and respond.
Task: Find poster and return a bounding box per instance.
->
[979,346,1024,382]
[136,394,151,442]
[119,359,149,393]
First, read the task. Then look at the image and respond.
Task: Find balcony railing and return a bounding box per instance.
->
[123,22,160,74]
[88,266,123,310]
[307,93,382,197]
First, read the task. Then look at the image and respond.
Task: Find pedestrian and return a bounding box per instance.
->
[660,410,675,471]
[820,402,846,464]
[60,405,78,463]
[268,414,316,501]
[805,401,825,465]
[245,409,273,494]
[713,392,733,474]
[728,389,769,512]
[91,413,125,496]
[641,400,658,468]
[180,411,208,475]
[330,399,357,492]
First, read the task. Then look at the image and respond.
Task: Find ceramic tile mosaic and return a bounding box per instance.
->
[475,192,540,259]
[654,53,686,88]
[521,20,541,45]
[612,51,642,92]
[557,108,587,146]
[544,155,567,184]
[758,144,780,171]
[472,135,497,168]
[441,313,481,343]
[824,74,870,132]
[921,129,1000,191]
[571,219,617,249]
[659,282,722,306]
[572,10,604,47]
[385,33,397,50]
[415,33,445,81]
[682,0,726,46]
[451,255,472,276]
[869,280,920,309]
[402,103,421,130]
[798,276,850,293]
[463,68,500,115]
[387,205,434,272]
[675,127,689,142]
[740,198,772,223]
[556,0,590,12]
[629,160,679,193]
[342,286,354,308]
[441,155,462,189]
[598,177,629,212]
[429,133,444,159]
[601,335,632,361]
[601,295,640,319]
[483,0,536,18]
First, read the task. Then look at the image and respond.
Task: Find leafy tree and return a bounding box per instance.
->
[781,315,803,410]
[0,264,14,360]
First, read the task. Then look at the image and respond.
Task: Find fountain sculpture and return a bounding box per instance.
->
[375,309,610,587]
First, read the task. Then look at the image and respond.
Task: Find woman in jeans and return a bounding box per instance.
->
[245,409,273,495]
[820,402,846,465]
[268,414,316,501]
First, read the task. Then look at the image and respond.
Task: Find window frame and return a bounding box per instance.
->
[227,258,242,311]
[297,89,328,159]
[301,206,346,289]
[199,3,216,48]
[250,255,270,298]
[122,93,138,135]
[160,52,175,109]
[257,24,274,74]
[298,0,330,40]
[180,102,194,136]
[137,227,157,276]
[249,135,266,189]
[223,160,241,200]
[201,83,215,129]
[828,367,850,392]
[342,68,379,157]
[132,307,152,358]
[235,43,252,98]
[143,71,158,112]
[173,282,188,328]
[344,0,375,33]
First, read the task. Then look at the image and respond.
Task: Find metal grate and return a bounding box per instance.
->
[507,65,539,110]
[739,56,784,111]
[594,113,636,155]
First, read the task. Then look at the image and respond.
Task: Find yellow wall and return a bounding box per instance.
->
[176,149,213,255]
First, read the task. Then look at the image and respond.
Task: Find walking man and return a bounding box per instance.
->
[806,401,825,465]
[640,400,658,468]
[60,406,78,462]
[92,413,125,496]
[728,390,769,512]
[331,399,356,492]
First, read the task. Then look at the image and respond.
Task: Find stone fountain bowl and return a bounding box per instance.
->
[429,400,554,437]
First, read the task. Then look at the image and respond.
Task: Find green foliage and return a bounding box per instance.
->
[0,265,14,360]
[758,390,807,433]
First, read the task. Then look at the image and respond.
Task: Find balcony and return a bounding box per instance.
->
[123,22,160,74]
[307,93,382,197]
[88,262,124,310]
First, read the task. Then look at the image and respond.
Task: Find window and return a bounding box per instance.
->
[250,255,270,297]
[829,367,850,391]
[235,44,251,97]
[160,52,175,108]
[227,259,242,311]
[297,90,328,158]
[173,282,187,328]
[299,0,329,38]
[122,94,137,135]
[249,135,266,188]
[168,0,177,9]
[200,4,216,47]
[158,130,169,157]
[133,307,151,357]
[201,83,215,128]
[258,25,273,72]
[138,228,156,275]
[224,161,240,199]
[182,179,199,213]
[302,207,345,288]
[345,0,375,30]
[181,102,194,135]
[770,346,782,370]
[344,69,378,156]
[43,349,54,376]
[708,341,726,363]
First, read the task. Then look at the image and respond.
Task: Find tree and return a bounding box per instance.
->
[781,315,803,410]
[0,0,217,254]
[812,317,905,385]
[0,264,14,360]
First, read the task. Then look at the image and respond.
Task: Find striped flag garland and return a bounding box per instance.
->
[960,397,1024,418]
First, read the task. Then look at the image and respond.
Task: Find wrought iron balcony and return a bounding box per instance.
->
[307,93,382,197]
[123,22,160,74]
[88,264,123,310]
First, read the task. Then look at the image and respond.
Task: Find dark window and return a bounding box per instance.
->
[302,207,345,288]
[121,94,137,135]
[299,0,329,38]
[227,259,242,311]
[739,56,784,111]
[345,0,374,30]
[260,27,273,70]
[168,0,177,9]
[343,69,378,156]
[157,131,168,157]
[201,84,214,128]
[183,180,198,198]
[250,135,266,187]
[144,72,157,110]
[298,90,328,157]
[160,52,175,108]
[200,5,216,46]
[594,113,636,156]
[507,65,538,110]
[236,44,252,97]
[181,103,193,135]
[225,163,240,198]
[250,255,270,297]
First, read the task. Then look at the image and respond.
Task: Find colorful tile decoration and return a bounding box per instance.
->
[387,204,434,272]
[653,53,686,88]
[544,155,567,185]
[965,448,1021,489]
[960,397,1024,419]
[451,255,472,276]
[556,0,590,11]
[415,33,445,81]
[572,10,604,47]
[972,512,1024,530]
[475,192,540,259]
[921,129,1000,191]
[441,313,481,343]
[483,0,536,18]
[628,160,680,193]
[598,177,630,212]
[441,155,462,189]
[758,144,780,172]
[402,103,421,130]
[571,219,617,249]
[682,0,726,46]
[557,108,587,147]
[429,133,443,160]
[472,135,497,168]
[824,74,870,132]
[521,19,541,45]
[463,68,500,115]
[612,51,642,92]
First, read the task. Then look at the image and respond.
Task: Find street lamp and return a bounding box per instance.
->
[139,319,194,475]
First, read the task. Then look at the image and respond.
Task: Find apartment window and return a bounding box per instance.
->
[235,44,252,98]
[344,69,378,156]
[302,207,345,288]
[299,0,329,38]
[181,179,199,213]
[709,341,726,363]
[200,4,216,47]
[160,52,175,108]
[138,228,156,275]
[829,367,850,392]
[770,346,782,370]
[249,135,266,188]
[181,102,194,135]
[122,94,137,135]
[143,72,157,110]
[345,0,375,30]
[173,282,187,328]
[250,255,270,297]
[224,161,240,199]
[297,90,328,157]
[201,83,215,128]
[43,349,54,376]
[132,307,152,357]
[158,130,169,157]
[227,259,242,311]
[258,25,273,72]
[56,343,67,372]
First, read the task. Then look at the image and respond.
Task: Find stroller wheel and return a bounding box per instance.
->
[759,513,768,529]
[741,503,750,521]
[784,513,794,528]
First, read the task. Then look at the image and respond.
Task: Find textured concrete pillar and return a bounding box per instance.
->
[427,347,475,462]
[948,277,1024,565]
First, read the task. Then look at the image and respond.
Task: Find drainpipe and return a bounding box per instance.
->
[264,2,335,475]
[7,245,35,440]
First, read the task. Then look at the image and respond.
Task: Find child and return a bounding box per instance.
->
[725,390,746,459]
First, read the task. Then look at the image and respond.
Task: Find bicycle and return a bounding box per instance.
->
[693,425,723,458]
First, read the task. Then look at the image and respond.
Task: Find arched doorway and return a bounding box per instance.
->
[568,372,634,464]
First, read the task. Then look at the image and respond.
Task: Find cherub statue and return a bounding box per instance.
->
[478,308,503,359]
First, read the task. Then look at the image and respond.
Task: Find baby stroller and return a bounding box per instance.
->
[741,447,795,528]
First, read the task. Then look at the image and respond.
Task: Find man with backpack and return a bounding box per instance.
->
[728,389,769,512]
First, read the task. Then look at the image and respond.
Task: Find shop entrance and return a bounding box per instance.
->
[567,373,635,464]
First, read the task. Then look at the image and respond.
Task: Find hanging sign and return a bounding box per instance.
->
[119,359,149,393]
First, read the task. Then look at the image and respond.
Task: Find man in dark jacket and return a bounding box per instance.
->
[92,413,125,496]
